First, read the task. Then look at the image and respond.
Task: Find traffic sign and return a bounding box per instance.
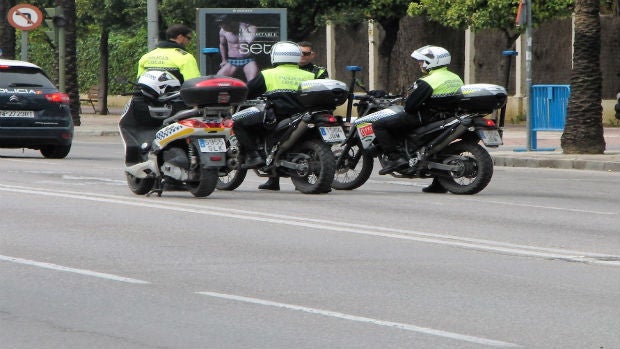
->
[7,4,44,31]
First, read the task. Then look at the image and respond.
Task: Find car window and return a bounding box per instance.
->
[0,67,56,89]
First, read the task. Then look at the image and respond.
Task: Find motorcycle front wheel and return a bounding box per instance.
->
[216,136,247,191]
[290,139,335,194]
[436,141,493,195]
[126,173,155,195]
[186,168,219,197]
[217,168,247,191]
[331,141,373,190]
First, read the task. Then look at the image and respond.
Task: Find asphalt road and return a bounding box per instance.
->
[1,135,619,349]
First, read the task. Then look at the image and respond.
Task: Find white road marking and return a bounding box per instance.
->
[196,291,521,348]
[0,249,521,347]
[1,184,619,266]
[0,255,150,284]
[458,198,616,215]
[368,181,616,215]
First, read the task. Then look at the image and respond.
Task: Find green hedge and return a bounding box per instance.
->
[21,28,149,95]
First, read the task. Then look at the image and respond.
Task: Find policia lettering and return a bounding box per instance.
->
[262,65,315,92]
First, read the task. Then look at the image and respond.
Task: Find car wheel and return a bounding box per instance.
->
[40,144,71,159]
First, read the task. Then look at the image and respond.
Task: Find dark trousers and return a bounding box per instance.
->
[232,110,265,153]
[372,111,422,154]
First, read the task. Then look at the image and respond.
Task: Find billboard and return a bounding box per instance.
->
[196,8,287,81]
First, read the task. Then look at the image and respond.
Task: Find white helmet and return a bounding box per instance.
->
[137,70,181,98]
[270,41,301,65]
[411,45,451,71]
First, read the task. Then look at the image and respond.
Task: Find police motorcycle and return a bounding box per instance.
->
[119,72,247,197]
[333,83,508,195]
[332,65,404,190]
[218,79,349,194]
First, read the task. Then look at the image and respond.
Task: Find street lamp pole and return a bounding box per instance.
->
[147,0,158,50]
[525,0,533,151]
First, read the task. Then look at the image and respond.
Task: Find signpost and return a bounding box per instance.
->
[7,4,44,61]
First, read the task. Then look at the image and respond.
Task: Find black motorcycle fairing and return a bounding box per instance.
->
[162,146,190,168]
[120,90,189,166]
[119,98,164,166]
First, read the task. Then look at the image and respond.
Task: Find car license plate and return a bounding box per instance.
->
[198,138,226,152]
[319,126,346,142]
[478,129,503,146]
[0,110,35,118]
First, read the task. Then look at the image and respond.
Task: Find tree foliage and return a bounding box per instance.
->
[408,0,574,42]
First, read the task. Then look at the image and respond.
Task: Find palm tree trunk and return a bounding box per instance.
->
[58,0,81,126]
[0,0,17,59]
[98,29,110,115]
[560,0,605,154]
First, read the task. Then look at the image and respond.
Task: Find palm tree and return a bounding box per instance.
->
[56,0,81,126]
[0,0,17,59]
[560,0,605,153]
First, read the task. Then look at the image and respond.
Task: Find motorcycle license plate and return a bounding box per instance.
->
[478,130,503,146]
[319,126,346,142]
[198,138,226,152]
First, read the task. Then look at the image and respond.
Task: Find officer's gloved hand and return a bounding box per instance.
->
[368,90,386,98]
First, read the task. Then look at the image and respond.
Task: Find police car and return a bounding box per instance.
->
[0,59,73,158]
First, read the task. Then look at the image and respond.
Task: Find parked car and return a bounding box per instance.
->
[0,59,73,158]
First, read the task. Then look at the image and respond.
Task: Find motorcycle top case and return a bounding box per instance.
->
[180,75,248,107]
[427,84,507,114]
[297,79,348,109]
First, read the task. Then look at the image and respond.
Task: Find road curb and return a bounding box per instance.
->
[493,155,620,172]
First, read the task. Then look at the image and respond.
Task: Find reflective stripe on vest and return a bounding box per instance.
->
[262,64,316,92]
[421,67,463,97]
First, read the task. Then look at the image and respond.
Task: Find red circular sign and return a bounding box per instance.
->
[7,4,44,31]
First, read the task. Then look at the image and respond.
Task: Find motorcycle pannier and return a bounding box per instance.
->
[427,84,507,114]
[456,84,507,113]
[181,76,248,107]
[297,79,348,109]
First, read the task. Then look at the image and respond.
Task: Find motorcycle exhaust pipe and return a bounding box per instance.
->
[227,157,240,169]
[277,120,308,153]
[226,147,240,168]
[426,124,467,156]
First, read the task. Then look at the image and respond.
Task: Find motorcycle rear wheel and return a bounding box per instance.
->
[186,168,219,197]
[331,142,373,190]
[126,173,155,195]
[436,141,493,195]
[290,139,335,194]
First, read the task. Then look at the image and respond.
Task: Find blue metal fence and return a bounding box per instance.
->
[529,84,570,150]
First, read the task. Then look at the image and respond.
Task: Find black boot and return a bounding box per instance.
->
[422,178,448,193]
[258,177,280,191]
[241,151,265,169]
[379,153,408,175]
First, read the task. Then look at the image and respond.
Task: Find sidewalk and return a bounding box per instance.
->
[75,112,620,172]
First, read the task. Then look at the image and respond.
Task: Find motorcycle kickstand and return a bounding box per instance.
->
[146,177,164,197]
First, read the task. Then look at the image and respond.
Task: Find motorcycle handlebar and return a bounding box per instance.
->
[353,94,404,103]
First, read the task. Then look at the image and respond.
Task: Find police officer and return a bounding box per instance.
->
[137,24,201,83]
[254,41,330,191]
[297,41,329,79]
[232,41,315,190]
[373,45,463,193]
